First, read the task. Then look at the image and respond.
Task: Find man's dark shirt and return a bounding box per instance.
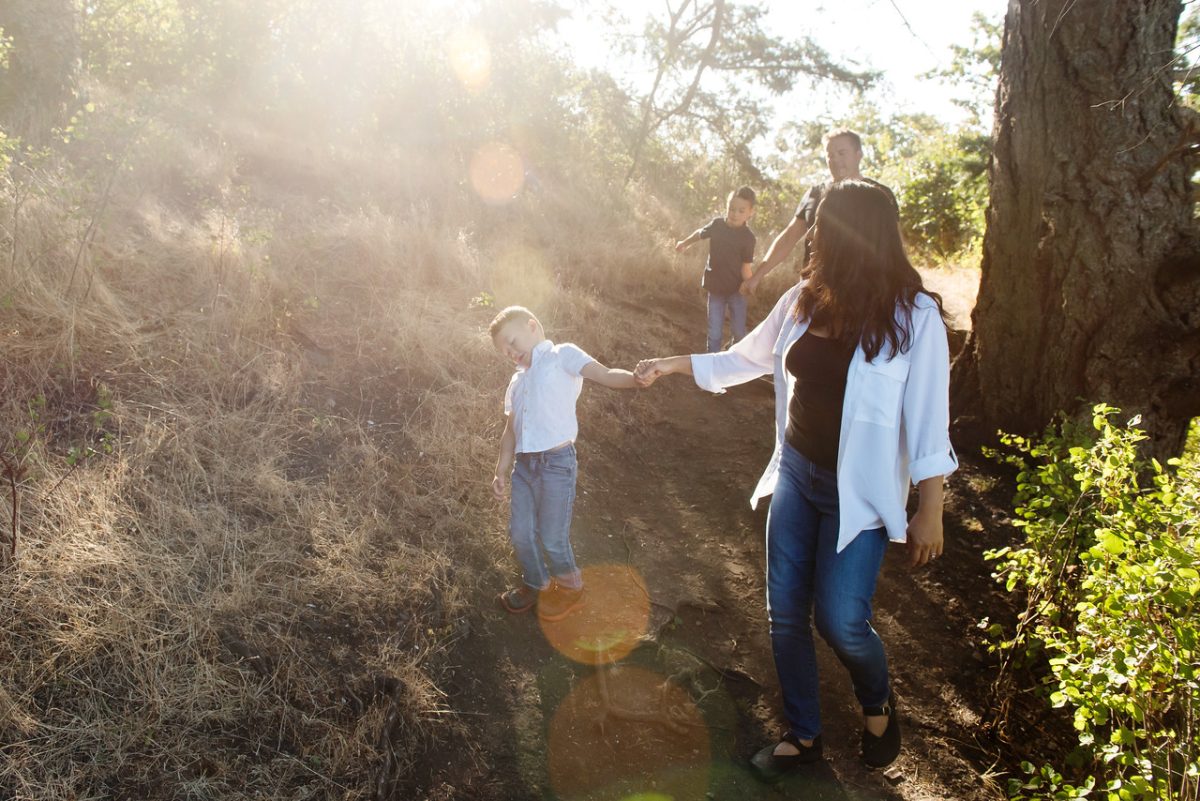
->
[794,178,898,265]
[699,217,756,296]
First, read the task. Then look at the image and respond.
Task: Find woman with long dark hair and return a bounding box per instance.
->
[635,179,957,778]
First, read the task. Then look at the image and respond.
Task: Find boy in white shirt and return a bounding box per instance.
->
[489,306,639,621]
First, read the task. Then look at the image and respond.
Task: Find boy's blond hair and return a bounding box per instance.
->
[488,305,539,338]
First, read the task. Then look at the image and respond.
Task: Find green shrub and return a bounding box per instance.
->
[1185,418,1199,461]
[985,405,1200,800]
[895,131,989,262]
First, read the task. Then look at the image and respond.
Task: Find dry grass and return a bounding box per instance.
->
[0,112,706,799]
[918,259,981,332]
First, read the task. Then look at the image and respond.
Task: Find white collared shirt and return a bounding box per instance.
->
[504,339,595,454]
[691,283,958,552]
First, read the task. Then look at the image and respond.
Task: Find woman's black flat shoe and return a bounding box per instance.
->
[861,692,901,768]
[750,732,823,783]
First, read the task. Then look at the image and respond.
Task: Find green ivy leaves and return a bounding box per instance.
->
[986,405,1200,801]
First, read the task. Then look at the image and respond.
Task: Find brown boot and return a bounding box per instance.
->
[497,585,538,615]
[536,582,584,621]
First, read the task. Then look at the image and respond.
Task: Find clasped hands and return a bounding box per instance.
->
[633,359,666,387]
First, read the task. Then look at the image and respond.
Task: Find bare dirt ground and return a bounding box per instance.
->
[437,277,1023,801]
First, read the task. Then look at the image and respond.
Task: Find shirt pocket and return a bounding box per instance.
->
[853,358,910,428]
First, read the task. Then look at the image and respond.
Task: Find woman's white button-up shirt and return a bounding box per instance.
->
[690,283,958,552]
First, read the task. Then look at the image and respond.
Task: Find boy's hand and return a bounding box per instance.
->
[674,240,687,253]
[491,473,508,501]
[739,276,759,296]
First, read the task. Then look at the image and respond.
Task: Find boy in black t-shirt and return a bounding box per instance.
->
[675,186,757,352]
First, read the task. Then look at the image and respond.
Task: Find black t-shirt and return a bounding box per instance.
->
[699,217,756,296]
[784,330,856,471]
[794,178,898,265]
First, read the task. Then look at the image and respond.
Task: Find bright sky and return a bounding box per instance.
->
[554,0,1008,127]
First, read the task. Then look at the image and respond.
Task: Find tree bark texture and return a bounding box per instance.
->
[953,0,1200,458]
[0,0,79,144]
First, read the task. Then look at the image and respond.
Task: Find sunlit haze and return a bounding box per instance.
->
[554,0,1006,128]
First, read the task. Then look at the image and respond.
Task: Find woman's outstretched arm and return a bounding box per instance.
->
[638,283,803,391]
[634,355,692,386]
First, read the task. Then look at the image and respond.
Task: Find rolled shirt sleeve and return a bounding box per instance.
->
[902,298,958,483]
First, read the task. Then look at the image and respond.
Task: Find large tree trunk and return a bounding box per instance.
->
[952,0,1200,459]
[0,0,79,144]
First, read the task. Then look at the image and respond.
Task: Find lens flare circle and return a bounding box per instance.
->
[469,142,525,205]
[539,563,652,665]
[548,665,712,800]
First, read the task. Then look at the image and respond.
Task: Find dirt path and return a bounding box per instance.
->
[445,312,1014,801]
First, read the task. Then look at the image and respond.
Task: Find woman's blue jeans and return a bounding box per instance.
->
[509,444,582,591]
[766,442,890,742]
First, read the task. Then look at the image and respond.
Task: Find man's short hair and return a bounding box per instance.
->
[730,185,757,206]
[824,129,863,152]
[488,305,538,338]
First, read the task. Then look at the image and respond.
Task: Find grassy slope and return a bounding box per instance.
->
[0,92,986,797]
[0,103,816,799]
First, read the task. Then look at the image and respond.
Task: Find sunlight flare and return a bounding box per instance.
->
[538,563,652,665]
[547,665,711,800]
[469,142,525,205]
[446,27,491,91]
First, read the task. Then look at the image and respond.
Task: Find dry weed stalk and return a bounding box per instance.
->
[0,452,22,561]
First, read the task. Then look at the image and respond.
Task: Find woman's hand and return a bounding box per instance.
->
[905,509,943,568]
[634,355,692,387]
[906,476,945,568]
[635,359,665,387]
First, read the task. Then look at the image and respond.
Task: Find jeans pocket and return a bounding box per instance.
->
[544,462,573,478]
[543,450,576,478]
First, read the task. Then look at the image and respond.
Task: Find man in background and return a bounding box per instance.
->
[741,130,898,295]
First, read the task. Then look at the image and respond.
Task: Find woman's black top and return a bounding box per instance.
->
[784,330,856,471]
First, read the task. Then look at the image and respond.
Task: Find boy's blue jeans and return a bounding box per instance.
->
[509,444,583,591]
[766,442,891,742]
[707,291,747,352]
